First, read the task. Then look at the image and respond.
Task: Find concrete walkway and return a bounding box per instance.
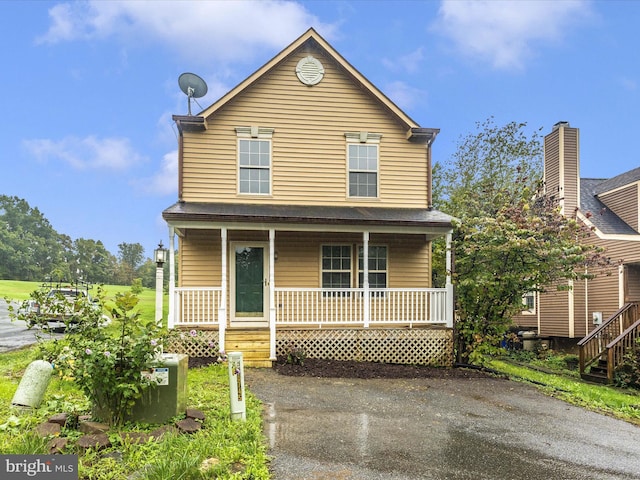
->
[245,368,640,480]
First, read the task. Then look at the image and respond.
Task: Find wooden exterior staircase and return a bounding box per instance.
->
[224,329,272,368]
[578,302,640,384]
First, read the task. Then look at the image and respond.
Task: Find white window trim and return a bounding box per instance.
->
[345,132,382,199]
[236,126,274,196]
[320,244,353,289]
[521,292,537,315]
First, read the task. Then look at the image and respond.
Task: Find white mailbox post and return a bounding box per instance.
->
[228,352,246,421]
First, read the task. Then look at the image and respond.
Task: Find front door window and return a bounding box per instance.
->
[235,246,264,317]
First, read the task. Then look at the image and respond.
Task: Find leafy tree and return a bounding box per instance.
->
[434,119,610,364]
[117,242,145,285]
[0,195,64,280]
[74,238,116,284]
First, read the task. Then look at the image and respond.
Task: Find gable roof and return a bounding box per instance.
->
[581,178,638,235]
[592,166,640,196]
[197,28,424,134]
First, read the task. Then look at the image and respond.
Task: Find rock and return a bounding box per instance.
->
[199,457,220,473]
[35,422,61,437]
[186,408,205,421]
[48,413,68,426]
[48,437,68,454]
[77,433,111,450]
[79,420,109,434]
[176,417,201,434]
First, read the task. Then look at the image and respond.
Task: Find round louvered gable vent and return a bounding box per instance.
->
[296,56,324,86]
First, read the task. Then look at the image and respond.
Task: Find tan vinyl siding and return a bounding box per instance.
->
[586,273,620,334]
[178,230,220,287]
[538,281,570,337]
[562,127,579,214]
[572,279,587,337]
[180,46,428,207]
[598,184,639,232]
[544,131,560,199]
[626,265,640,302]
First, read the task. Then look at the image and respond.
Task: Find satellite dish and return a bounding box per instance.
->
[178,72,208,115]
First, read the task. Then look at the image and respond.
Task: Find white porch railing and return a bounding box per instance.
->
[275,288,449,327]
[170,287,451,328]
[171,287,222,327]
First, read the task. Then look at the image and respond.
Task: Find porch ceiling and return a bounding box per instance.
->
[162,201,455,238]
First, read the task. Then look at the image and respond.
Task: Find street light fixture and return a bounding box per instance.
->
[154,241,167,267]
[154,241,167,326]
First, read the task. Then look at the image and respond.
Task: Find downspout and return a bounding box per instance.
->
[176,121,185,201]
[427,142,433,209]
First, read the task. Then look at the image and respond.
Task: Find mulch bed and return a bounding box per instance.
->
[189,356,490,379]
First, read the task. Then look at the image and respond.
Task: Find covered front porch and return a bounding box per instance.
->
[163,203,455,366]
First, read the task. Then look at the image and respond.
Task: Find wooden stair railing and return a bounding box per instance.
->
[578,302,640,383]
[606,318,640,382]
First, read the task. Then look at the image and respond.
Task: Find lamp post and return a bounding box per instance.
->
[154,241,167,327]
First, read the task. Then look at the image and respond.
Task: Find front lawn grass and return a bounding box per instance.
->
[489,358,640,425]
[0,347,270,479]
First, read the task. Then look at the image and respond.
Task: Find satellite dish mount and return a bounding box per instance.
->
[178,72,208,116]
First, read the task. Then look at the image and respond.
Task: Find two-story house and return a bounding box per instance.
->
[162,29,455,367]
[513,121,640,381]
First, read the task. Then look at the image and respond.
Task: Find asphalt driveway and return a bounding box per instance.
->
[245,368,640,480]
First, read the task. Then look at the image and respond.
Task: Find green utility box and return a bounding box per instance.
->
[128,353,189,424]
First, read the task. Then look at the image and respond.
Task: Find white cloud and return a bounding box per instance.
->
[142,150,178,196]
[382,48,425,74]
[37,1,335,64]
[23,135,145,170]
[383,81,426,111]
[433,0,593,70]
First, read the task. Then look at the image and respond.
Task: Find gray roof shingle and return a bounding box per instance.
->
[581,178,638,235]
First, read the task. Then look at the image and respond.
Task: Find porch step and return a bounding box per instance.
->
[225,329,272,368]
[581,358,609,384]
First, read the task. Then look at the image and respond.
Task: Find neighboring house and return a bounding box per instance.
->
[513,121,640,381]
[162,29,455,367]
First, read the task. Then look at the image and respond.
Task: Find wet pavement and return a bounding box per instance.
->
[0,299,63,353]
[245,368,640,480]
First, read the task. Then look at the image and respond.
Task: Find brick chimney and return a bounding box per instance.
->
[544,121,580,216]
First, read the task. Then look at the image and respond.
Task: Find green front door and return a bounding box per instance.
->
[232,244,268,325]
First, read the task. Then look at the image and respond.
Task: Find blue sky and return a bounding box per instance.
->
[1,0,638,258]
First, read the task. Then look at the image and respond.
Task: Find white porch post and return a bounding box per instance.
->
[167,227,176,329]
[219,228,227,353]
[363,231,370,328]
[269,229,277,360]
[445,231,454,328]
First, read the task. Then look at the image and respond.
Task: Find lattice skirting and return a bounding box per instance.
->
[165,327,454,367]
[277,328,454,367]
[166,330,221,358]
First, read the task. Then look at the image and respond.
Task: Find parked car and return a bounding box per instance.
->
[26,284,109,331]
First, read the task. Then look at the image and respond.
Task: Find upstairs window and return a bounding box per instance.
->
[345,132,381,198]
[236,126,274,195]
